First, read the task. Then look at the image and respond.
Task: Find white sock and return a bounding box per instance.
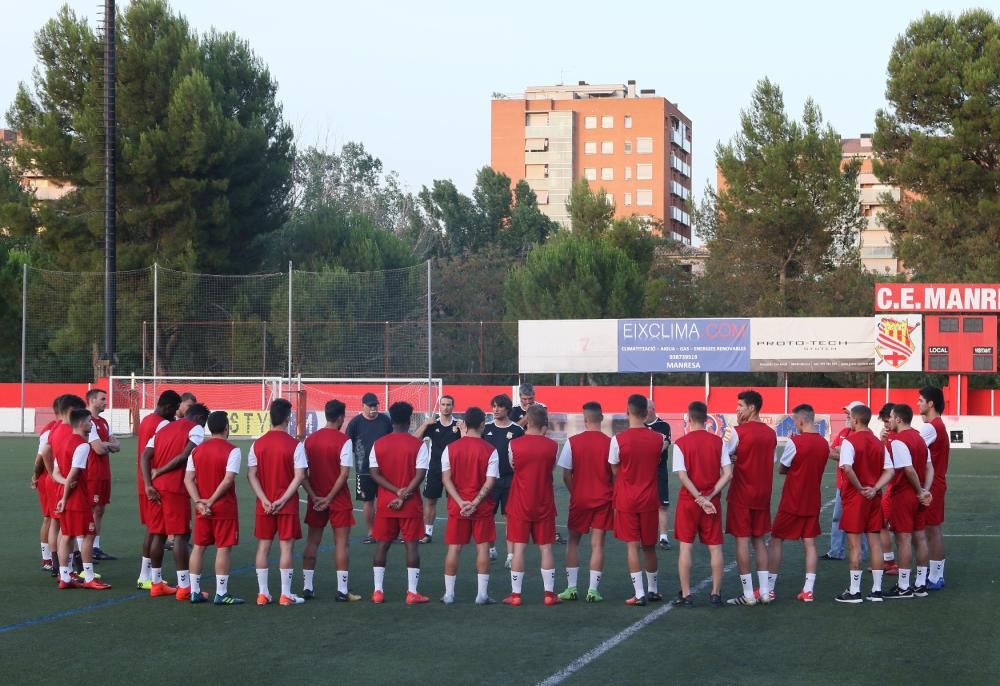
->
[177,570,190,589]
[916,566,928,587]
[337,570,349,594]
[216,575,229,595]
[898,568,911,590]
[804,573,816,593]
[929,559,943,581]
[280,568,292,597]
[659,532,669,543]
[645,571,658,594]
[939,559,946,579]
[425,524,434,537]
[477,573,489,599]
[83,562,95,583]
[849,570,862,594]
[76,536,84,550]
[542,568,555,593]
[256,568,269,597]
[152,567,163,585]
[407,567,420,594]
[444,574,456,597]
[59,566,71,583]
[303,569,315,591]
[757,571,769,596]
[41,543,51,560]
[191,574,201,595]
[506,552,513,561]
[768,573,778,592]
[373,566,385,592]
[511,571,523,594]
[631,572,644,598]
[883,551,895,562]
[740,573,754,598]
[94,535,102,550]
[589,570,602,592]
[139,557,152,582]
[566,566,579,588]
[872,569,883,592]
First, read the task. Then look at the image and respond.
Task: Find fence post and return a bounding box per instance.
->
[287,261,293,389]
[427,259,433,413]
[153,263,159,402]
[20,263,27,433]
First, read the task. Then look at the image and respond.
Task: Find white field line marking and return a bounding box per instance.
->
[945,474,1000,479]
[944,534,1000,537]
[534,497,837,686]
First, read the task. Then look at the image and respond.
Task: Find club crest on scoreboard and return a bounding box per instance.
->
[874,314,922,372]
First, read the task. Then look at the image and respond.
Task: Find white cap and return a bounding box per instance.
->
[844,401,864,411]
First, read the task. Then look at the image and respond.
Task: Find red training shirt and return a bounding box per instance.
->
[508,434,558,521]
[610,427,664,513]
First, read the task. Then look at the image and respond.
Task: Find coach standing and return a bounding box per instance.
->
[346,393,393,544]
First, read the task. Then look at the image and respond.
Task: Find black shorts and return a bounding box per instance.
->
[657,462,670,507]
[492,476,512,515]
[423,465,443,500]
[356,473,377,502]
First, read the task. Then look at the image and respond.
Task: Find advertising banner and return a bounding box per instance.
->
[617,318,750,372]
[749,318,875,372]
[874,314,922,372]
[875,283,1000,312]
[518,319,618,373]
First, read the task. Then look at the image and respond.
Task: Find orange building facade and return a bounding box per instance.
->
[491,81,693,243]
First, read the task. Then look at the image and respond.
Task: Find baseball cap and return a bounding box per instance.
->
[844,401,864,411]
[361,392,379,407]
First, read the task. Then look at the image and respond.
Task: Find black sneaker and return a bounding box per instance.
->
[834,590,863,604]
[671,593,693,607]
[336,591,361,602]
[554,532,566,544]
[164,540,174,551]
[821,553,844,561]
[71,550,83,573]
[658,538,672,551]
[865,590,884,602]
[301,589,315,600]
[92,548,118,561]
[647,591,663,602]
[418,534,432,544]
[913,585,929,598]
[710,593,723,607]
[883,585,914,600]
[361,535,376,545]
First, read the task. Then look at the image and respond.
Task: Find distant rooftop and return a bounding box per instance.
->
[841,134,874,155]
[497,80,667,102]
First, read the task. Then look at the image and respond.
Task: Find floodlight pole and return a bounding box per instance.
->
[102,0,117,370]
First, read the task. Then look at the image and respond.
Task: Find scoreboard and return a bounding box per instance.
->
[924,315,998,373]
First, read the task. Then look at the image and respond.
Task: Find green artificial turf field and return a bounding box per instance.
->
[2,437,998,685]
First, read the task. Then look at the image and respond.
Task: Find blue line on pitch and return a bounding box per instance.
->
[0,543,336,635]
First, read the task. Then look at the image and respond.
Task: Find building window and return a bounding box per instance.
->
[636,189,653,206]
[584,141,597,155]
[536,190,549,205]
[604,192,614,206]
[601,141,614,154]
[525,164,549,179]
[601,115,614,129]
[624,140,632,154]
[525,138,548,152]
[636,163,653,180]
[584,115,597,129]
[637,137,653,154]
[624,166,632,180]
[584,168,597,181]
[526,112,549,127]
[624,115,633,129]
[623,192,632,206]
[601,167,614,181]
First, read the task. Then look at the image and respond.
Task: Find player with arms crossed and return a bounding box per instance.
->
[672,401,731,607]
[611,394,666,606]
[503,405,560,606]
[415,394,461,544]
[766,404,830,602]
[918,386,949,591]
[439,406,499,605]
[724,390,778,606]
[369,401,431,604]
[184,410,245,605]
[85,388,120,561]
[301,399,360,602]
[835,404,895,603]
[248,399,308,606]
[557,401,613,603]
[483,393,524,567]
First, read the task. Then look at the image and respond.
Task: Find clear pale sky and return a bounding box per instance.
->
[0,0,986,206]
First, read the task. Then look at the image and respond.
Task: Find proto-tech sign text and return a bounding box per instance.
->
[618,318,750,372]
[875,284,1000,312]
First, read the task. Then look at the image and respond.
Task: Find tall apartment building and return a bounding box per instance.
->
[491,80,693,243]
[842,135,904,275]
